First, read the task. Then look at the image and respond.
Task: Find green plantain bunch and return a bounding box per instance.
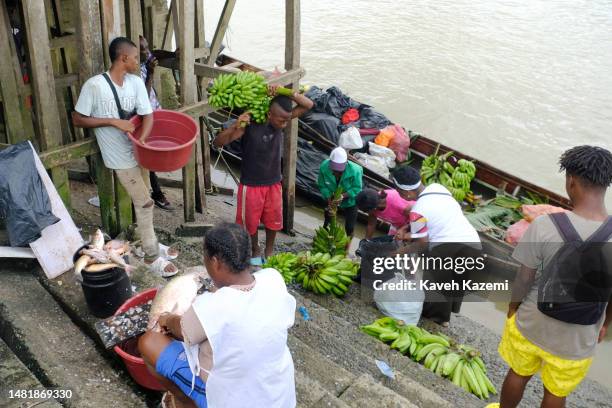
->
[294,251,359,297]
[361,317,497,400]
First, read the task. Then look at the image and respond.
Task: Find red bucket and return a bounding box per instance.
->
[128,109,198,172]
[113,288,164,391]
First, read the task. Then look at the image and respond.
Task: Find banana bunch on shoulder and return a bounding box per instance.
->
[361,317,497,400]
[208,72,280,123]
[420,147,477,203]
[294,251,358,296]
[263,252,299,284]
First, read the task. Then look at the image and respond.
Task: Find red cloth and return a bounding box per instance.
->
[341,108,360,125]
[236,182,283,235]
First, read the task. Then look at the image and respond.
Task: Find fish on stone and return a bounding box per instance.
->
[147,269,210,332]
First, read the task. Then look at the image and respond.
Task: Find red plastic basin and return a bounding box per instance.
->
[128,109,198,172]
[113,288,164,391]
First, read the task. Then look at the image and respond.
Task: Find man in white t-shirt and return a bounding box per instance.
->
[392,165,481,326]
[72,37,177,277]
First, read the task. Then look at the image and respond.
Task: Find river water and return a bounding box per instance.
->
[198,0,612,389]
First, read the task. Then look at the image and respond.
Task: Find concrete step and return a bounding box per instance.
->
[289,334,355,396]
[0,266,147,408]
[295,370,351,408]
[339,374,418,408]
[0,338,62,408]
[290,290,474,408]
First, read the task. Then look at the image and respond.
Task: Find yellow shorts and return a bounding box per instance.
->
[498,314,593,397]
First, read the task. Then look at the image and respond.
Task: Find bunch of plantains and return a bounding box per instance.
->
[361,317,497,400]
[263,252,299,284]
[312,187,350,256]
[294,252,359,296]
[420,146,477,203]
[207,72,294,124]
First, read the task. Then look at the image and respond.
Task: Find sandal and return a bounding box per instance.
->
[153,194,175,211]
[159,392,176,408]
[148,257,179,278]
[159,243,179,260]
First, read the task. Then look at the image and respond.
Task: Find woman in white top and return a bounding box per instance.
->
[391,165,481,326]
[139,222,297,408]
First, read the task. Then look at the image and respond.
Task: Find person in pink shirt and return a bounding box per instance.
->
[356,188,415,239]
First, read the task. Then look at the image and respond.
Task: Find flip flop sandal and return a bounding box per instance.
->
[149,257,179,278]
[249,257,264,266]
[159,392,176,408]
[159,243,179,260]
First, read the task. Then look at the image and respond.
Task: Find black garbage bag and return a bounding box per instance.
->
[300,111,342,144]
[305,86,360,118]
[0,142,60,246]
[305,85,391,130]
[356,235,398,285]
[295,138,327,205]
[357,106,391,130]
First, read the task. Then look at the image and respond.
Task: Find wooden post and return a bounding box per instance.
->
[125,0,143,46]
[195,0,212,193]
[179,0,197,222]
[161,0,174,50]
[282,0,300,234]
[171,0,181,49]
[101,0,122,68]
[0,1,28,143]
[143,0,155,48]
[21,0,71,207]
[75,0,119,234]
[206,0,236,66]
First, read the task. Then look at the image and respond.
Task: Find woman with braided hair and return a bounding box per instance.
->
[139,223,297,408]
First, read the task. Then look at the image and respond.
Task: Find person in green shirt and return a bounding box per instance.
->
[317,147,363,238]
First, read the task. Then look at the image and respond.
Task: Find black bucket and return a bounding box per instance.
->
[356,235,399,285]
[73,244,133,318]
[81,266,133,318]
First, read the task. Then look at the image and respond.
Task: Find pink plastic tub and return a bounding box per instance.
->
[128,109,198,172]
[113,288,164,391]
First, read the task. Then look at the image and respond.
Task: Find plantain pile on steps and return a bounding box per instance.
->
[420,145,477,203]
[263,252,299,284]
[294,251,359,297]
[361,317,497,400]
[312,187,350,256]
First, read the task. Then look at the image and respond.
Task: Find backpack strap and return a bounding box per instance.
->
[102,73,126,120]
[586,216,612,243]
[550,212,582,243]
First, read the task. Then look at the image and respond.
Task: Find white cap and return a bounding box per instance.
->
[330,147,348,163]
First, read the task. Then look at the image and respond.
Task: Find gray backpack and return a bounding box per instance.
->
[537,213,612,325]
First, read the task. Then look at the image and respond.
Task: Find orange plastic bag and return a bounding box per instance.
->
[521,204,567,223]
[505,219,531,245]
[374,127,394,147]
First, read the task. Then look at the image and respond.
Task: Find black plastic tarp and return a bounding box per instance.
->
[300,111,341,145]
[0,141,60,246]
[304,85,391,132]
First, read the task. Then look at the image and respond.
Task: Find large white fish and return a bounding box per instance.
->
[147,269,210,331]
[91,229,105,250]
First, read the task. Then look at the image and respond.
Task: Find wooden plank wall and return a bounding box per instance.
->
[282,0,301,233]
[21,0,71,207]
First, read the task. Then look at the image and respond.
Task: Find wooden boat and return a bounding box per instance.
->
[211,54,573,276]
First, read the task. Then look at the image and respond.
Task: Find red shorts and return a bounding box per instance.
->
[236,183,283,235]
